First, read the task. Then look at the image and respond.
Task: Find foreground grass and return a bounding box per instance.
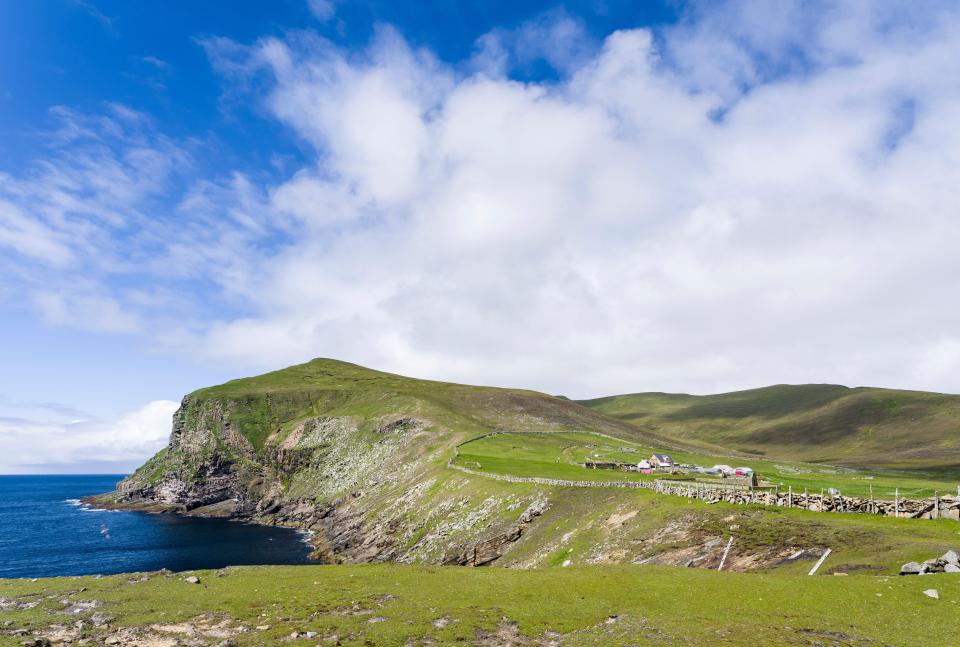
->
[455,431,960,499]
[482,477,960,575]
[2,563,958,646]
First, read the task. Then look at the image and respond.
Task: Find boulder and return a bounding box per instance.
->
[945,564,960,573]
[942,550,960,567]
[256,497,281,514]
[900,561,923,575]
[923,589,939,599]
[184,576,200,584]
[518,499,547,524]
[923,559,945,573]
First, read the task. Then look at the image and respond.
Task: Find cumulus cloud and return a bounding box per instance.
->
[178,2,960,397]
[0,400,178,473]
[5,0,960,401]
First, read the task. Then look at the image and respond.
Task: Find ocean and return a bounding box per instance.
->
[0,475,314,579]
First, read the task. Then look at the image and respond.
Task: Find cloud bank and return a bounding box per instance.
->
[0,400,178,473]
[3,1,960,404]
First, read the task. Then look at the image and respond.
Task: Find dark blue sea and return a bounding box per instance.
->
[0,475,314,579]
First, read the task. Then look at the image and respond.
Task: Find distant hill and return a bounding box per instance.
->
[578,384,960,470]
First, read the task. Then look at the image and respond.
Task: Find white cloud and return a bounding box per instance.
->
[0,104,276,337]
[473,9,595,77]
[187,2,960,397]
[32,291,142,334]
[6,0,960,403]
[0,400,178,474]
[0,196,74,264]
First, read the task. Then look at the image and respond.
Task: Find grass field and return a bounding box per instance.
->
[3,563,960,646]
[453,431,960,499]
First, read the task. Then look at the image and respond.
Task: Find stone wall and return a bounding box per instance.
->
[450,438,960,521]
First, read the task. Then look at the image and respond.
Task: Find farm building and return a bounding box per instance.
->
[637,459,652,470]
[650,453,673,469]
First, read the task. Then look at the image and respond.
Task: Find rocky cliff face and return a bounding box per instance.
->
[103,390,546,566]
[117,396,259,513]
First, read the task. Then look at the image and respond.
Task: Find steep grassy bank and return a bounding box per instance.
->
[3,563,958,646]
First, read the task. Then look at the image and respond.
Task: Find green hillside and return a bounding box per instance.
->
[94,361,960,581]
[188,357,639,451]
[578,384,960,470]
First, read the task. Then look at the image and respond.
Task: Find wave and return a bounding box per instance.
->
[297,528,315,548]
[64,499,120,512]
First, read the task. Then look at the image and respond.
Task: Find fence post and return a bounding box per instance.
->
[808,548,832,576]
[935,491,940,519]
[820,488,824,512]
[804,488,808,510]
[895,488,899,519]
[788,485,793,509]
[718,536,734,572]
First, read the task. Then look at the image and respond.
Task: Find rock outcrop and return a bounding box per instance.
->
[901,550,960,575]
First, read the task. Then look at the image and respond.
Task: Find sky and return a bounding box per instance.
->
[2,0,960,473]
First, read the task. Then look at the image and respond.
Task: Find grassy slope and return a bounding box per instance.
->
[454,431,960,498]
[118,360,957,572]
[494,480,960,574]
[2,563,959,646]
[187,357,640,451]
[579,384,960,470]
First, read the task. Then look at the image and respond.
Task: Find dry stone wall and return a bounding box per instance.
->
[450,438,959,521]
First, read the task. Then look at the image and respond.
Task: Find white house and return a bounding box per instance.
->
[650,453,673,469]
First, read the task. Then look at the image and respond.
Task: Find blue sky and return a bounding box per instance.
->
[2,1,960,472]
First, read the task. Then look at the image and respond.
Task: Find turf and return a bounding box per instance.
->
[2,563,958,646]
